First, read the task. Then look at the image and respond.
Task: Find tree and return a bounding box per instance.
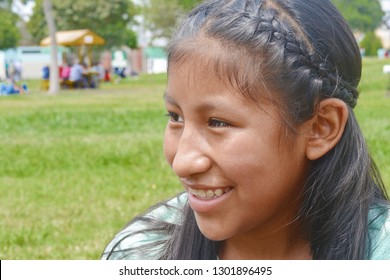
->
[27,0,47,44]
[332,0,384,32]
[178,0,200,10]
[360,31,383,56]
[43,0,59,94]
[0,0,12,9]
[0,7,21,49]
[28,0,138,48]
[142,0,201,45]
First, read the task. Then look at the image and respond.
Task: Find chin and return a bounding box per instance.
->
[195,216,230,241]
[200,230,226,241]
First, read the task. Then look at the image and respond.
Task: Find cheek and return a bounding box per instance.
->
[163,129,177,166]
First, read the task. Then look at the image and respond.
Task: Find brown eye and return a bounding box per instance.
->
[167,112,184,123]
[208,119,231,128]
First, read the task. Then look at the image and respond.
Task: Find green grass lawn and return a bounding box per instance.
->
[0,74,182,259]
[357,58,390,189]
[0,58,389,259]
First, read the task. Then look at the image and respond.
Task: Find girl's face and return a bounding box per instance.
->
[164,57,311,242]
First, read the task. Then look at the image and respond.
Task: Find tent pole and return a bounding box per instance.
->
[78,46,82,63]
[88,46,92,67]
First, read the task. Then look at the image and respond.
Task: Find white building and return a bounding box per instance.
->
[378,0,390,49]
[1,46,65,80]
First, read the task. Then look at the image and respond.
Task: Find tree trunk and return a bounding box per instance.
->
[43,0,59,94]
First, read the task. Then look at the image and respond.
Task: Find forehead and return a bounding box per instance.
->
[167,37,275,106]
[168,37,230,78]
[167,55,240,101]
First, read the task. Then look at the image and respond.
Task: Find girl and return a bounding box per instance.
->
[102,0,390,260]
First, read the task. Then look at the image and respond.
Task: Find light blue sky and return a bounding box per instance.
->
[382,0,390,12]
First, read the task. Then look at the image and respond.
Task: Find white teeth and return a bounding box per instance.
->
[206,190,214,198]
[197,189,206,198]
[215,189,223,196]
[189,187,230,200]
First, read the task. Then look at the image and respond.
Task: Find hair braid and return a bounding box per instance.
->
[166,0,386,260]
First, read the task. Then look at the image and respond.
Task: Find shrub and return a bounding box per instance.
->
[360,31,383,56]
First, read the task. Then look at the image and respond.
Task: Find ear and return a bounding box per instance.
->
[305,98,349,160]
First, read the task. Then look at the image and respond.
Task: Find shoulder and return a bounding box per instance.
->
[101,193,188,260]
[368,205,390,260]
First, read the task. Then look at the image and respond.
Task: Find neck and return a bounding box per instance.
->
[218,220,312,260]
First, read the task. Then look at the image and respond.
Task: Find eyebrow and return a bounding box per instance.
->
[163,91,178,106]
[164,91,225,114]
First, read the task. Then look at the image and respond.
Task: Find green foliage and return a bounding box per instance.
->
[28,0,138,48]
[27,0,46,44]
[0,0,13,9]
[0,8,21,49]
[332,0,383,32]
[125,28,138,49]
[178,0,202,10]
[360,31,383,56]
[143,0,202,44]
[0,0,30,9]
[0,0,11,9]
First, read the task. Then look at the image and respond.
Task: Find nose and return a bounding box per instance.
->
[171,127,212,178]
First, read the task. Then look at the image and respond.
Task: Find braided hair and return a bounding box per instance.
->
[165,0,388,259]
[104,0,388,260]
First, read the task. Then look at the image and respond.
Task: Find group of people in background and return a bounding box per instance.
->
[42,60,111,90]
[0,80,28,95]
[1,57,137,95]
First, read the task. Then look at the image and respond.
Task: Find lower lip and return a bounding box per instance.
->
[188,189,233,213]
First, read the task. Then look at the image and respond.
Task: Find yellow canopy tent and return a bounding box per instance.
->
[40,29,105,66]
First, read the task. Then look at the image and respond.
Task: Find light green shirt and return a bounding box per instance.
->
[102,193,390,260]
[102,194,187,260]
[368,206,390,259]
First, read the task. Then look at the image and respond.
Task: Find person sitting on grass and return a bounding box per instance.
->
[0,79,28,95]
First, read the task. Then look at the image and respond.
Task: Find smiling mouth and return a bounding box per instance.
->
[188,187,232,200]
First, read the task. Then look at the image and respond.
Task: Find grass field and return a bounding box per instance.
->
[0,58,389,259]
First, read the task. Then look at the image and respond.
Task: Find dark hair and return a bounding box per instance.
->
[103,0,388,260]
